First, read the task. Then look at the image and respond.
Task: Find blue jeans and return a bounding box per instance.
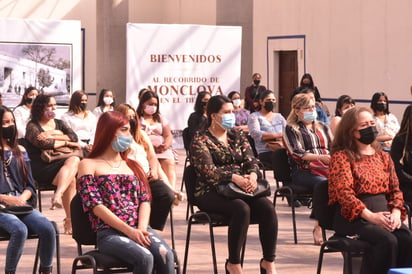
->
[97,227,174,274]
[0,210,56,272]
[291,169,328,191]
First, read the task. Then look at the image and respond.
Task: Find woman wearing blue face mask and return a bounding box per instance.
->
[190,95,278,274]
[77,111,175,274]
[283,93,333,245]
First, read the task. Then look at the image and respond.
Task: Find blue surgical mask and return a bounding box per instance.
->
[303,110,317,122]
[220,113,236,130]
[111,135,133,152]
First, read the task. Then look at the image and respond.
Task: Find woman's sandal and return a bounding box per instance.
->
[50,195,63,210]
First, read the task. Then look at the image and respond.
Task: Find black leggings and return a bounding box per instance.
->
[149,179,175,231]
[196,190,278,263]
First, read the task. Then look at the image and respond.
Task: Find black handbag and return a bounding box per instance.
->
[216,179,271,199]
[0,204,33,215]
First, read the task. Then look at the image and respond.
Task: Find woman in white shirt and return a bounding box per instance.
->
[13,87,38,142]
[61,90,96,155]
[92,89,115,119]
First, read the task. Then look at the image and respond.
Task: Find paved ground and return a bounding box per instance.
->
[0,149,344,274]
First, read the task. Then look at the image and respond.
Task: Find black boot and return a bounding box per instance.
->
[39,266,52,274]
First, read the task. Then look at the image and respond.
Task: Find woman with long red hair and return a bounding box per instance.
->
[77,111,174,274]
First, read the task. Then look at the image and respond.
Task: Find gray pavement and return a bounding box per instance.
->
[0,149,344,273]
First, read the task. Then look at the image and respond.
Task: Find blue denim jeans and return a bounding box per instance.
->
[97,227,174,274]
[0,210,56,272]
[291,168,328,191]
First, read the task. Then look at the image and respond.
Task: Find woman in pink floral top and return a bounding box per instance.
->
[77,111,174,274]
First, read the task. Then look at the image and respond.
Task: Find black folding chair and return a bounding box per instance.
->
[313,180,369,274]
[272,148,313,244]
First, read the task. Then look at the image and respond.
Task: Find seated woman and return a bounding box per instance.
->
[25,94,80,234]
[92,89,115,119]
[116,104,183,230]
[61,90,97,155]
[190,95,278,274]
[0,105,56,274]
[329,94,355,135]
[370,92,400,151]
[329,106,412,274]
[283,93,332,245]
[187,91,211,141]
[391,105,412,203]
[13,86,39,143]
[228,91,250,133]
[77,111,174,274]
[248,90,286,168]
[137,91,177,188]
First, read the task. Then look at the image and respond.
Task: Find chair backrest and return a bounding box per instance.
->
[272,148,292,185]
[70,193,97,246]
[312,180,335,230]
[182,127,191,152]
[183,165,198,207]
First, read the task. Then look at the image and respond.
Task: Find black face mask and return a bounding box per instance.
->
[301,82,311,88]
[25,97,34,105]
[358,126,378,145]
[80,103,87,111]
[2,125,16,140]
[375,103,386,112]
[253,80,260,86]
[200,101,208,110]
[264,101,275,112]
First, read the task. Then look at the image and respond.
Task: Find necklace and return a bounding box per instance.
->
[103,158,122,169]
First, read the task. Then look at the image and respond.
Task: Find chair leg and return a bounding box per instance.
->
[291,194,298,244]
[182,216,194,274]
[316,244,326,274]
[38,190,43,212]
[207,222,218,274]
[169,209,175,250]
[33,241,40,274]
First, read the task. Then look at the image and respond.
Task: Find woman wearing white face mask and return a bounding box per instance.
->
[137,91,177,189]
[283,93,333,245]
[93,89,115,119]
[13,86,38,142]
[191,95,278,274]
[228,91,250,133]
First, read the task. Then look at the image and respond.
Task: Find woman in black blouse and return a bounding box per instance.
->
[187,91,211,141]
[25,94,80,234]
[190,95,278,274]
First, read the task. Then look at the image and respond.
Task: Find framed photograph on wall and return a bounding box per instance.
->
[0,18,81,109]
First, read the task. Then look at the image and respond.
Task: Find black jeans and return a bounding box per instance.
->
[149,179,175,231]
[196,190,278,263]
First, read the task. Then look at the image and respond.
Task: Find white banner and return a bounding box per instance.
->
[126,23,242,132]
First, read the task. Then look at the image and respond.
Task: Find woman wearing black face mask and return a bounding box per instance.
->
[244,72,267,112]
[0,105,56,274]
[248,90,286,169]
[62,90,97,155]
[14,86,39,143]
[330,106,412,274]
[370,92,400,151]
[187,91,211,141]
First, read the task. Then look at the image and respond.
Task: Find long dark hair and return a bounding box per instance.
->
[370,92,390,115]
[16,86,38,107]
[335,95,355,117]
[194,91,211,115]
[136,91,161,122]
[87,111,149,194]
[30,94,53,123]
[206,95,232,127]
[68,90,88,114]
[0,105,28,184]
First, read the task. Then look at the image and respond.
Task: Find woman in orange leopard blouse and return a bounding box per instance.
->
[329,106,412,274]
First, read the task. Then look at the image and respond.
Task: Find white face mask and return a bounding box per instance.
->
[103,97,114,105]
[144,105,157,115]
[232,99,241,108]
